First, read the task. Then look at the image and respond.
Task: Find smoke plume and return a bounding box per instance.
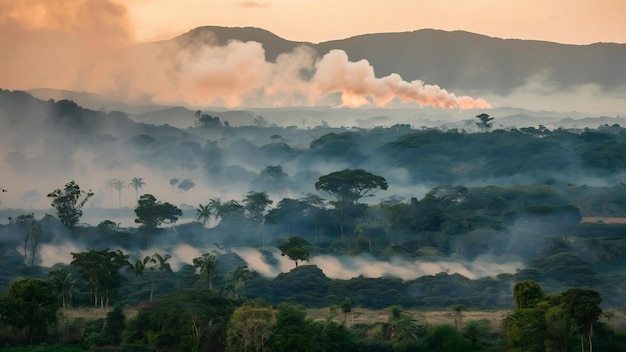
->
[312,50,491,109]
[0,1,490,109]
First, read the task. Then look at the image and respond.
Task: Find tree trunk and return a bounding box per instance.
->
[587,322,593,352]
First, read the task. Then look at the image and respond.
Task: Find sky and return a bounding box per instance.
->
[0,0,625,110]
[125,0,626,45]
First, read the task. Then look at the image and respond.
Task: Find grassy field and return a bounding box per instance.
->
[58,306,626,335]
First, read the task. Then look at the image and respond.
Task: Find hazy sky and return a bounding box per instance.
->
[0,0,624,111]
[125,0,626,45]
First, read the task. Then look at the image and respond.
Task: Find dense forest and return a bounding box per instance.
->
[2,89,626,350]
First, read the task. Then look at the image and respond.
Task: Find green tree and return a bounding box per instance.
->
[340,297,354,326]
[243,191,273,223]
[124,290,234,351]
[218,199,246,223]
[562,288,603,352]
[226,303,274,352]
[134,194,182,230]
[269,303,312,352]
[243,191,273,245]
[208,198,223,222]
[47,180,94,230]
[277,236,310,268]
[5,277,58,344]
[545,304,575,352]
[136,252,173,302]
[224,265,256,300]
[129,177,146,201]
[419,324,472,352]
[105,304,126,344]
[513,280,544,310]
[195,203,212,227]
[386,306,420,344]
[70,249,130,308]
[503,308,547,352]
[315,168,388,205]
[193,253,219,291]
[48,267,76,310]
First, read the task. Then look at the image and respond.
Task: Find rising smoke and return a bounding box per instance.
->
[0,0,490,109]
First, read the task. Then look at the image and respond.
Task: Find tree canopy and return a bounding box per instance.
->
[134,194,182,230]
[315,168,388,204]
[47,180,93,229]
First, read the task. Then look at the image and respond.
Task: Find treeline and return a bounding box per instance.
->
[3,274,626,351]
[4,178,626,310]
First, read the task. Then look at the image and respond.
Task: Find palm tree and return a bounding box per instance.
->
[243,191,273,245]
[340,297,354,326]
[195,204,211,227]
[129,177,146,201]
[105,178,116,209]
[208,198,222,223]
[112,179,125,208]
[169,178,179,192]
[224,265,253,300]
[134,253,172,302]
[48,268,76,310]
[193,253,218,291]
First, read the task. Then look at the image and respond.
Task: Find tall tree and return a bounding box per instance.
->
[227,303,274,352]
[277,236,310,268]
[112,179,125,208]
[5,277,58,344]
[129,177,146,201]
[243,191,273,245]
[105,178,116,209]
[218,200,245,223]
[475,113,494,131]
[340,297,354,326]
[315,168,388,205]
[47,180,94,230]
[513,280,545,310]
[14,213,41,266]
[48,267,76,310]
[193,253,219,291]
[169,178,179,192]
[562,288,603,352]
[223,265,256,300]
[70,249,129,308]
[195,203,212,227]
[136,252,173,302]
[134,194,182,230]
[208,198,223,222]
[243,191,273,223]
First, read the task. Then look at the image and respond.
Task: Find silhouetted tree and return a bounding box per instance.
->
[70,249,129,308]
[195,203,211,227]
[277,236,310,268]
[315,168,388,205]
[193,253,219,291]
[129,177,146,201]
[475,113,494,131]
[47,180,93,230]
[134,194,182,230]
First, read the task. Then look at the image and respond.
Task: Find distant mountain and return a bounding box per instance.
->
[26,27,626,124]
[171,26,626,96]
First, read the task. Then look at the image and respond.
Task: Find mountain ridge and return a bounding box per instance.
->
[150,26,626,104]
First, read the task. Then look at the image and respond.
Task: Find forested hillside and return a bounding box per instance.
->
[2,89,626,350]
